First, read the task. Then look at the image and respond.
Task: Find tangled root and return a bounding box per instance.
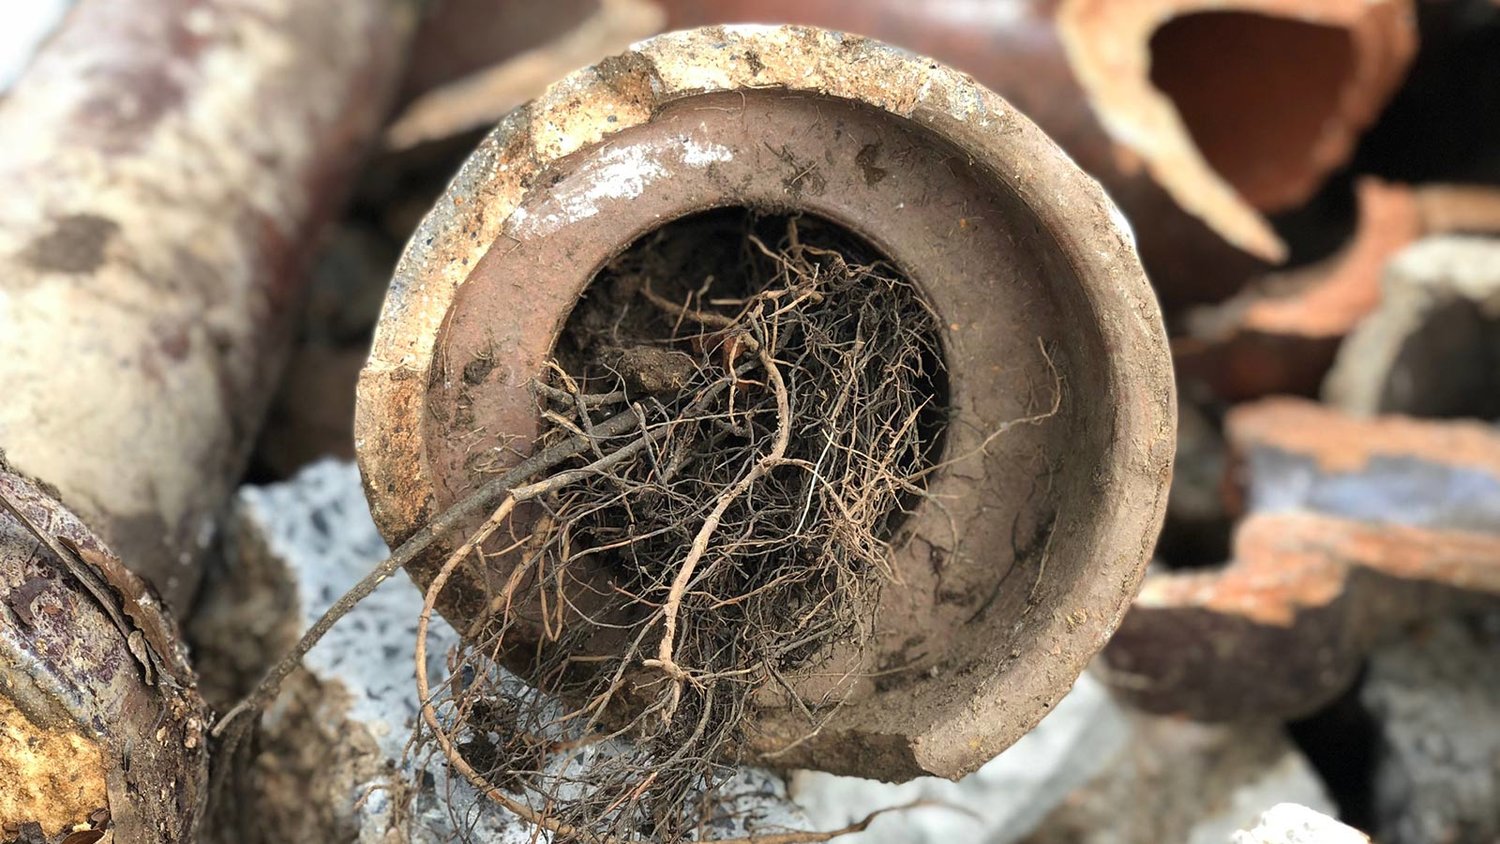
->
[416,211,948,841]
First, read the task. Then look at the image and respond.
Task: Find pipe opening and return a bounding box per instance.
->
[555,206,951,545]
[1150,11,1358,212]
[429,206,955,836]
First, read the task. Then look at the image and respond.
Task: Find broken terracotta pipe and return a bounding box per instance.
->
[1325,235,1500,418]
[1103,399,1500,720]
[0,0,414,838]
[355,25,1174,782]
[1174,181,1500,401]
[655,0,1417,307]
[1105,511,1500,722]
[1058,0,1414,260]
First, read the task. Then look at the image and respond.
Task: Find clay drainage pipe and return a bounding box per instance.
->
[355,25,1174,783]
[656,0,1416,307]
[0,0,413,839]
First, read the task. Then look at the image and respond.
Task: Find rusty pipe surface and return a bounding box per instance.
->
[0,0,415,612]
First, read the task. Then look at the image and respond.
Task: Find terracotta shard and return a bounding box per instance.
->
[1174,178,1422,400]
[1059,0,1416,262]
[1105,511,1500,721]
[1104,399,1500,719]
[397,0,602,105]
[1175,182,1500,401]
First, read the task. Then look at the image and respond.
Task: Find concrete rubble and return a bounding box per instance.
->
[1021,719,1332,844]
[791,678,1332,844]
[1362,613,1500,844]
[1231,803,1369,844]
[788,673,1133,843]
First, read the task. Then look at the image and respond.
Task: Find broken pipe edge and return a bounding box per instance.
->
[1059,0,1417,262]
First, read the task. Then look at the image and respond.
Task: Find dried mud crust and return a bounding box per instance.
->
[212,672,388,844]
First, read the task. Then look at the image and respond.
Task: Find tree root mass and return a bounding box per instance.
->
[418,210,949,841]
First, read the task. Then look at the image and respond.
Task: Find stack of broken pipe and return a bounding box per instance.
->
[1,0,1498,842]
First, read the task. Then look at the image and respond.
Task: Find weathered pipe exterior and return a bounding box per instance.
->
[0,1,413,839]
[0,0,415,613]
[357,25,1174,782]
[0,463,207,842]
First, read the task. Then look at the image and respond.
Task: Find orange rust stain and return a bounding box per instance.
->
[0,693,109,838]
[1141,512,1500,628]
[1227,397,1500,476]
